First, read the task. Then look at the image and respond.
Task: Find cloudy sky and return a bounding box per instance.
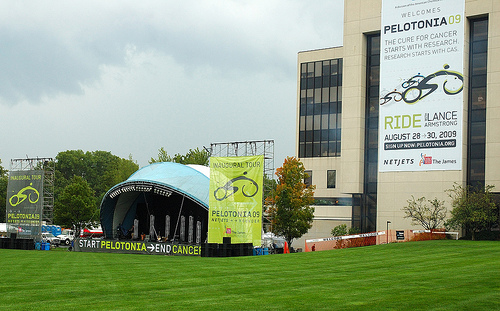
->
[0,0,344,169]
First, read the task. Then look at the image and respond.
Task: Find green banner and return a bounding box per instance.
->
[6,170,44,237]
[208,155,264,246]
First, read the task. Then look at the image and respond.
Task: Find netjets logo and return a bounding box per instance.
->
[9,183,40,206]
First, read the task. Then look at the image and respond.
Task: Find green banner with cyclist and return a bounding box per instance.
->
[208,155,264,246]
[6,170,44,237]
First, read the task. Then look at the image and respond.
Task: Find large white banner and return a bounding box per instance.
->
[379,0,465,172]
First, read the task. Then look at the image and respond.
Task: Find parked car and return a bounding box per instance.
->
[41,232,60,246]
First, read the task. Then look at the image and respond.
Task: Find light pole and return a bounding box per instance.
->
[386,221,391,244]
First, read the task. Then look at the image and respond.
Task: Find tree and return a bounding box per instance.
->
[446,183,498,240]
[55,150,139,208]
[402,196,447,230]
[54,176,96,236]
[0,160,8,222]
[149,147,210,166]
[331,224,348,237]
[265,157,315,248]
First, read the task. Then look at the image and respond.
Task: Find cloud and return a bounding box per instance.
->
[0,0,343,167]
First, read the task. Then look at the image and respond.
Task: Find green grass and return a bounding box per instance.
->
[0,240,499,310]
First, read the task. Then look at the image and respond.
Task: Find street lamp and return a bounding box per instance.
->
[386,221,391,244]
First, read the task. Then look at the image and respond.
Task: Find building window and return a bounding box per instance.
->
[327,170,336,188]
[467,17,488,188]
[299,59,343,158]
[304,170,312,187]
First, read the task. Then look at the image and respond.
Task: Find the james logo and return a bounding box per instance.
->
[225,228,231,234]
[419,153,432,166]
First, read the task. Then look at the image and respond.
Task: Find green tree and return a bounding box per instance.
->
[0,160,8,222]
[55,150,139,208]
[446,183,498,240]
[402,196,447,230]
[331,224,348,237]
[149,147,210,166]
[54,176,97,236]
[265,157,315,248]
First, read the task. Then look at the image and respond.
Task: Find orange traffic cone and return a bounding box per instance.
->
[284,241,290,254]
[304,242,310,252]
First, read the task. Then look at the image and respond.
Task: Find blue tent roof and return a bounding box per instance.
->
[115,162,209,208]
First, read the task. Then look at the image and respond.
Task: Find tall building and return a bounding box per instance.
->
[295,0,499,248]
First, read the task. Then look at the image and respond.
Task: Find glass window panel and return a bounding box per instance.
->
[322,76,330,87]
[299,131,305,143]
[329,113,337,128]
[300,116,305,131]
[300,104,306,116]
[338,74,343,86]
[314,88,322,103]
[337,113,342,128]
[471,75,487,88]
[471,87,486,110]
[338,87,342,101]
[368,97,379,117]
[330,76,338,87]
[321,129,329,141]
[306,115,313,130]
[368,129,378,149]
[315,61,322,77]
[314,115,321,130]
[322,114,329,130]
[322,87,329,102]
[470,122,486,144]
[371,36,380,53]
[331,60,338,75]
[305,143,313,157]
[370,55,380,66]
[469,159,485,179]
[301,89,306,98]
[300,79,307,90]
[313,143,321,157]
[315,77,322,88]
[305,130,313,142]
[338,59,343,74]
[472,40,488,53]
[472,20,488,42]
[368,116,378,129]
[329,142,336,156]
[301,63,307,77]
[327,170,336,188]
[329,129,337,141]
[322,103,330,114]
[321,142,329,156]
[307,62,314,77]
[470,143,485,159]
[336,142,341,156]
[322,61,330,75]
[314,103,321,115]
[368,148,378,163]
[300,96,306,105]
[307,77,314,89]
[330,101,338,113]
[471,109,486,122]
[370,66,380,84]
[299,143,305,158]
[472,53,487,75]
[330,87,338,102]
[313,129,321,141]
[307,104,314,115]
[304,170,312,186]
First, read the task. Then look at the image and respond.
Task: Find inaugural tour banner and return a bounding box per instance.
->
[379,0,465,172]
[208,156,264,246]
[6,170,44,237]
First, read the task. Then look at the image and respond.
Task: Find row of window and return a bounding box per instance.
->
[299,59,343,158]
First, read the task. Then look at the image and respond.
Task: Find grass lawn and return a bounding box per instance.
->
[0,240,499,310]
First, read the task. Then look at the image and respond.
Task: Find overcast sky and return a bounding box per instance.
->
[0,0,344,170]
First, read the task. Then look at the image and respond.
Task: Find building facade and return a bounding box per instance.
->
[295,0,500,248]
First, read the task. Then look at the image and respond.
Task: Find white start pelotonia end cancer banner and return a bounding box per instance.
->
[379,0,465,172]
